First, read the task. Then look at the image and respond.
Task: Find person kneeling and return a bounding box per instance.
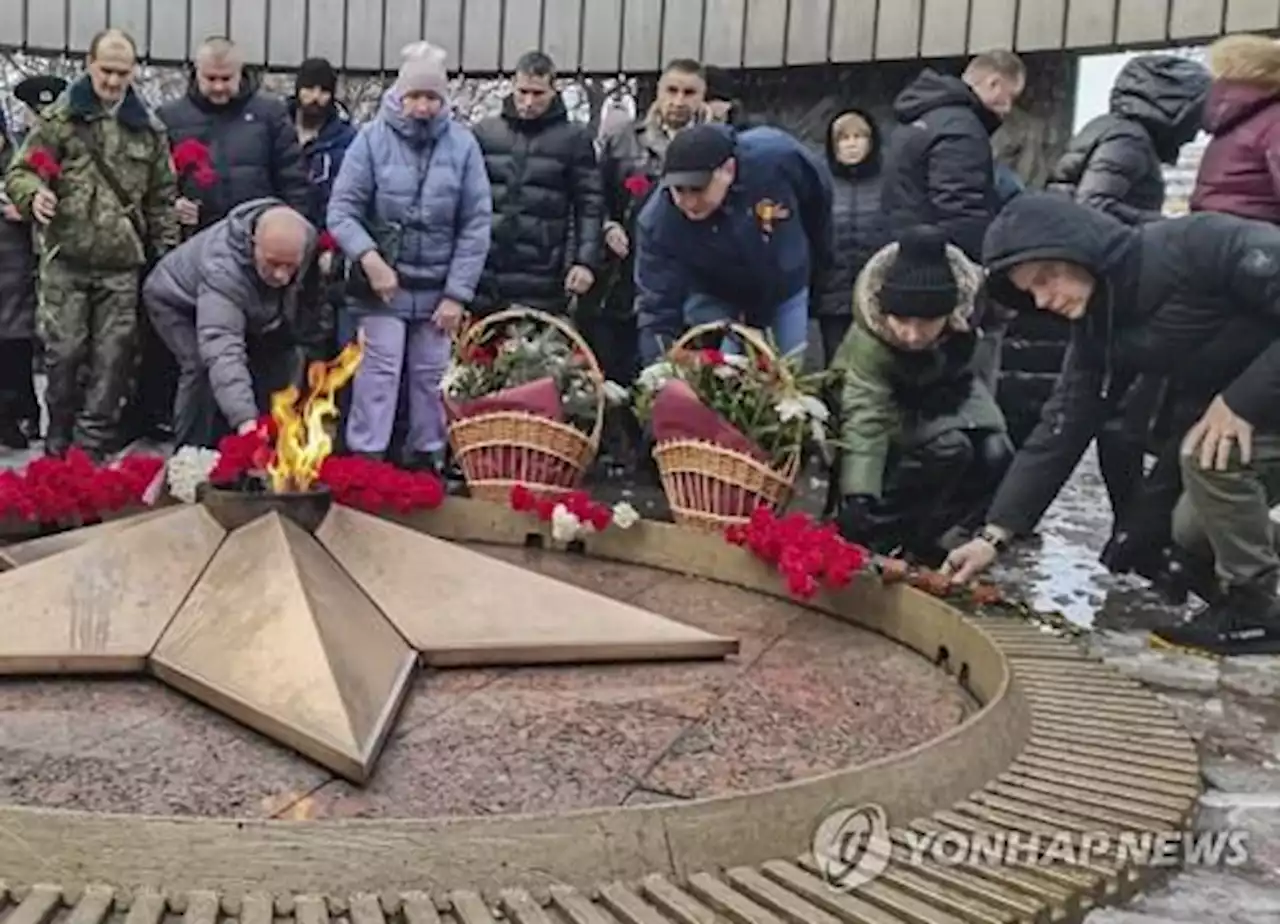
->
[832,226,1012,563]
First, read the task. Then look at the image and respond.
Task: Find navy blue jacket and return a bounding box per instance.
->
[634,125,834,356]
[294,102,358,228]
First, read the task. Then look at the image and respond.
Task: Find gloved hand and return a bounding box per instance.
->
[837,493,879,543]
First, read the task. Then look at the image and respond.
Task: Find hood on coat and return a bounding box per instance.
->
[854,239,982,349]
[500,91,568,129]
[379,86,453,146]
[824,106,881,179]
[892,69,1002,135]
[982,191,1136,313]
[1109,54,1210,160]
[1203,34,1280,135]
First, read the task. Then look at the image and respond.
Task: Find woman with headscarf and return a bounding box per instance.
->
[327,42,492,473]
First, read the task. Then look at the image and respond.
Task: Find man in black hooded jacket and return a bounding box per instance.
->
[942,192,1280,657]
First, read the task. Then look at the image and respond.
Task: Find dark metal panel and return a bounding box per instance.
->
[150,0,191,60]
[345,0,385,70]
[787,0,833,64]
[662,0,703,64]
[1065,0,1117,47]
[580,0,623,72]
[27,0,68,50]
[968,0,1015,50]
[462,0,502,71]
[702,0,745,66]
[68,0,107,53]
[620,0,661,72]
[228,0,267,65]
[268,0,306,66]
[189,0,229,49]
[423,0,464,68]
[1170,0,1224,37]
[382,0,423,70]
[743,0,787,67]
[1115,0,1170,44]
[1225,0,1280,31]
[502,0,542,70]
[1016,0,1066,49]
[308,0,348,61]
[542,0,582,70]
[920,0,968,57]
[829,0,876,61]
[875,0,921,58]
[110,0,152,57]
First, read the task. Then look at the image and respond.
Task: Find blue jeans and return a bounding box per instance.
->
[682,288,810,361]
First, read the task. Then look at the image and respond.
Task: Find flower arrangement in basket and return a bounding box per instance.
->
[442,306,624,503]
[632,321,834,531]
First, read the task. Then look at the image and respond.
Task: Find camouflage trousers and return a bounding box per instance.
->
[38,261,140,455]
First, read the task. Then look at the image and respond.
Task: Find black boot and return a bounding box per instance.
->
[1151,579,1280,657]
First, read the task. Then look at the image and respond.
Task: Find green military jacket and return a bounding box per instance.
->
[5,76,178,271]
[831,240,1007,499]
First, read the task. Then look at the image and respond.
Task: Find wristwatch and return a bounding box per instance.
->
[977,525,1008,553]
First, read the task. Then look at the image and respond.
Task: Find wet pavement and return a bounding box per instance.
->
[1,428,1277,914]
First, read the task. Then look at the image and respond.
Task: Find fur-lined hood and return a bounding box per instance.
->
[853,240,983,349]
[1204,34,1280,134]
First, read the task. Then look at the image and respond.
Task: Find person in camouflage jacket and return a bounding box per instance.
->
[5,29,178,458]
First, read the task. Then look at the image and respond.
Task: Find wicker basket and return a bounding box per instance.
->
[445,307,604,504]
[651,321,800,532]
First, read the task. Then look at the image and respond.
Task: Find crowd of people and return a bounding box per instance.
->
[0,27,1277,657]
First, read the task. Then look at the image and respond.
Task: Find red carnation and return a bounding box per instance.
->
[26,147,60,183]
[172,138,212,172]
[317,230,338,253]
[623,173,653,199]
[190,163,217,189]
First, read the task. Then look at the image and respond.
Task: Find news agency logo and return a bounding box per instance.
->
[812,803,1250,892]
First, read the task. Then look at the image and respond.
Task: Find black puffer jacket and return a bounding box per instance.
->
[1047,55,1209,226]
[815,109,889,317]
[472,93,604,314]
[981,193,1280,535]
[158,80,311,231]
[881,69,1003,261]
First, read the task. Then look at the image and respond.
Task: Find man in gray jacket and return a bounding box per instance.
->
[142,198,316,448]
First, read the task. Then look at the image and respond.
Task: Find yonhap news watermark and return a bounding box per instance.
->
[811,803,1250,891]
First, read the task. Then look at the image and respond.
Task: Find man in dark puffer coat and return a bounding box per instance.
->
[1048,54,1209,225]
[472,51,603,317]
[158,37,311,233]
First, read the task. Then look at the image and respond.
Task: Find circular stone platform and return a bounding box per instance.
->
[0,544,972,819]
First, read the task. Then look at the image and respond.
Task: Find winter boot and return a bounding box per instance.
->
[1151,578,1280,657]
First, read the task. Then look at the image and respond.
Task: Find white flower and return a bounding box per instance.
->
[440,363,465,395]
[776,394,832,423]
[603,380,630,406]
[166,446,221,504]
[551,503,584,542]
[612,501,641,529]
[637,360,676,392]
[724,353,751,369]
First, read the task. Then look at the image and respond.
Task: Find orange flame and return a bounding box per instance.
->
[267,338,364,493]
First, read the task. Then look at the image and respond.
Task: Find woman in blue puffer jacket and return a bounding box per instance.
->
[327,42,492,470]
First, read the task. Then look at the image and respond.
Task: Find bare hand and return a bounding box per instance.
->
[31,188,57,225]
[1182,394,1254,472]
[318,251,334,277]
[604,223,629,259]
[236,419,259,436]
[565,264,595,295]
[360,251,399,303]
[175,197,200,226]
[2,203,21,223]
[432,297,465,333]
[939,538,999,585]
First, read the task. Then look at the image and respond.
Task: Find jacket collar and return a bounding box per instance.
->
[67,76,153,131]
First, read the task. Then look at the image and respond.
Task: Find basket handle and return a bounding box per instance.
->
[454,305,606,444]
[668,320,793,385]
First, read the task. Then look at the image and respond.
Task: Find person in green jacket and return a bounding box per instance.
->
[4,29,178,459]
[831,224,1012,562]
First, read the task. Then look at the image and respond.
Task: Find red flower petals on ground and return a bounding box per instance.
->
[725,506,870,600]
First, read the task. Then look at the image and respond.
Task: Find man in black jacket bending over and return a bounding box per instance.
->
[472,51,604,316]
[942,192,1280,657]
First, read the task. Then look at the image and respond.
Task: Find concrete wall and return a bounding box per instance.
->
[1,0,1276,74]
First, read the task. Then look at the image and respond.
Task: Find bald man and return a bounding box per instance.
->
[142,198,319,448]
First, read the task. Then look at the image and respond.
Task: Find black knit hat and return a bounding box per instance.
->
[297,57,338,94]
[880,226,958,319]
[14,75,67,112]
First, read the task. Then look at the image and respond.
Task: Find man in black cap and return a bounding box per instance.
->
[633,121,832,364]
[830,225,1012,561]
